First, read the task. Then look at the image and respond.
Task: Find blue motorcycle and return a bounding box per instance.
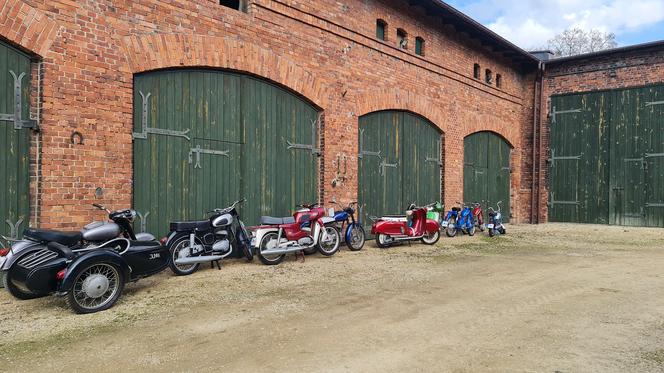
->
[487,201,506,237]
[442,202,476,237]
[330,201,366,251]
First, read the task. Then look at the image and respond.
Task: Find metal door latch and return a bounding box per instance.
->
[188,145,230,169]
[133,91,191,141]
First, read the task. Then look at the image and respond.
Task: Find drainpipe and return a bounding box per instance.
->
[537,62,545,224]
[530,61,544,224]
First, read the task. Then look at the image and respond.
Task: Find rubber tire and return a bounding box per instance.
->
[3,268,44,300]
[303,247,318,255]
[477,219,485,232]
[317,226,340,256]
[421,230,440,245]
[66,263,125,314]
[168,234,202,276]
[467,225,476,236]
[499,227,506,235]
[346,224,366,251]
[258,232,285,265]
[375,234,392,249]
[445,217,457,237]
[489,228,495,237]
[241,243,254,262]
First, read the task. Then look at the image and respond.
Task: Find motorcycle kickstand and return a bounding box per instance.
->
[295,250,305,263]
[210,260,222,270]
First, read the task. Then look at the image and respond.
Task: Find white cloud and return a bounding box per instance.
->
[454,0,664,48]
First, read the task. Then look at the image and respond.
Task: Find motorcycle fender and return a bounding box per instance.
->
[345,223,359,242]
[165,230,179,246]
[425,219,440,233]
[59,250,130,294]
[250,227,278,248]
[1,240,44,271]
[372,220,404,236]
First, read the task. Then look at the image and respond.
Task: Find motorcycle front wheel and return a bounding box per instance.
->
[168,235,202,276]
[375,233,393,249]
[467,224,476,236]
[445,217,457,237]
[346,224,366,251]
[489,228,495,237]
[421,230,440,245]
[258,232,285,265]
[67,262,125,314]
[317,226,340,256]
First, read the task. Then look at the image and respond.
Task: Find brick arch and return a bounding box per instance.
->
[122,34,327,109]
[460,121,518,150]
[0,0,61,57]
[463,129,515,149]
[355,89,447,133]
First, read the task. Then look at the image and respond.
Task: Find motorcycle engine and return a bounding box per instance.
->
[212,239,231,254]
[297,237,314,247]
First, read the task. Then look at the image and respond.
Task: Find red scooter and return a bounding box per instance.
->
[249,203,340,265]
[371,204,440,248]
[472,202,485,232]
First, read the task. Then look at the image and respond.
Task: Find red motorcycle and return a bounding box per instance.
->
[249,203,340,265]
[371,204,440,248]
[472,202,485,232]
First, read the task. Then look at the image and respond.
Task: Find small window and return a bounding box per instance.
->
[496,74,502,88]
[485,69,493,84]
[219,0,244,11]
[415,37,424,56]
[397,29,408,49]
[376,19,387,41]
[473,64,481,79]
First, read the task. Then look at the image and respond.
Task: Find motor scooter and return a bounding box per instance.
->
[371,203,440,248]
[443,202,476,237]
[250,203,340,265]
[0,204,168,314]
[472,202,485,232]
[487,201,507,237]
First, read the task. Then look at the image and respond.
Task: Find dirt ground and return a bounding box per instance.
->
[1,223,664,372]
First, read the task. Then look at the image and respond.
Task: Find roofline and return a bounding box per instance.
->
[545,39,664,64]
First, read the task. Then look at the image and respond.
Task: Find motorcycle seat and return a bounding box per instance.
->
[169,220,210,231]
[260,216,296,225]
[47,241,75,260]
[24,228,82,246]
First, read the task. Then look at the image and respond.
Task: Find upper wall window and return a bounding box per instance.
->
[473,64,481,79]
[485,69,493,84]
[376,19,387,41]
[496,74,502,88]
[219,0,245,11]
[415,37,424,56]
[397,29,408,49]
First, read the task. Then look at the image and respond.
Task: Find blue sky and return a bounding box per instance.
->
[445,0,664,49]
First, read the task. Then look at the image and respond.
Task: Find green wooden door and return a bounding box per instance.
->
[549,84,664,227]
[133,70,319,237]
[0,42,31,240]
[358,111,441,227]
[463,132,511,221]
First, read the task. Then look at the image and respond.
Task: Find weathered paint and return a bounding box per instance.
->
[549,84,664,227]
[463,132,511,221]
[133,70,319,236]
[0,41,30,240]
[358,111,442,228]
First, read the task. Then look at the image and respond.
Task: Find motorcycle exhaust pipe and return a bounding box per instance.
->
[391,235,424,242]
[174,255,224,265]
[260,246,308,256]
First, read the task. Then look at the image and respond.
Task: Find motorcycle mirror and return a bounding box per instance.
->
[92,203,104,210]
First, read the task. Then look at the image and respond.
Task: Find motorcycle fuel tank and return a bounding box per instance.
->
[81,221,121,241]
[212,213,233,227]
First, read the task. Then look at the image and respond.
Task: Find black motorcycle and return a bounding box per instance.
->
[0,204,169,314]
[166,199,253,276]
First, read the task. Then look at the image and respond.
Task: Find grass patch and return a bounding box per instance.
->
[643,349,664,365]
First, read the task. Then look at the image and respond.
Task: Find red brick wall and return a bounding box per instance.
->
[2,0,538,229]
[538,46,664,222]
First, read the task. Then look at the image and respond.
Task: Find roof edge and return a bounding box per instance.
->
[545,39,664,64]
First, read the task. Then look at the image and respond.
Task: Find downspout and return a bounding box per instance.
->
[33,60,43,228]
[537,62,545,224]
[530,62,541,224]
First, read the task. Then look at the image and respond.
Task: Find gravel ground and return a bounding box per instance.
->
[1,223,663,372]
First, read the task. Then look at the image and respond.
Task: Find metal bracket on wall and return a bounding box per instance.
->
[132,91,191,141]
[550,106,582,125]
[548,149,581,168]
[379,160,398,176]
[645,153,664,158]
[286,114,321,155]
[547,194,579,208]
[0,71,37,130]
[136,211,150,233]
[425,140,442,166]
[188,145,230,169]
[645,203,664,208]
[5,217,24,240]
[645,101,664,107]
[358,128,381,159]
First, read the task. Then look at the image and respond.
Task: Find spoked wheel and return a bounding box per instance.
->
[3,267,45,300]
[317,226,340,256]
[168,235,201,276]
[421,230,440,245]
[67,263,124,314]
[346,224,366,251]
[258,232,285,265]
[489,228,495,237]
[375,234,393,249]
[498,227,506,235]
[445,217,457,237]
[467,224,476,236]
[477,220,485,232]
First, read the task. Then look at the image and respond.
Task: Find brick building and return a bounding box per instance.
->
[0,0,661,238]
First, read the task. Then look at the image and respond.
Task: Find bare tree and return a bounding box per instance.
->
[547,28,618,57]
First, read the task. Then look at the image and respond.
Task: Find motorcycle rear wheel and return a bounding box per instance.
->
[258,232,285,265]
[467,225,476,236]
[489,228,495,237]
[499,227,506,235]
[445,218,457,237]
[346,224,366,251]
[318,226,340,256]
[168,235,202,276]
[421,230,440,245]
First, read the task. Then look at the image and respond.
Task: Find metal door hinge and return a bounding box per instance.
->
[550,105,582,124]
[188,145,230,169]
[136,211,150,233]
[5,217,24,240]
[379,160,398,176]
[286,114,321,155]
[0,71,37,130]
[548,193,579,207]
[133,91,191,141]
[547,149,581,168]
[358,128,381,159]
[645,101,664,107]
[425,140,442,166]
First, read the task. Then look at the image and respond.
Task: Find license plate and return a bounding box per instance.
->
[487,224,494,229]
[441,221,448,227]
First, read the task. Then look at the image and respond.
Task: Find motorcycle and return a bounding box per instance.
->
[0,204,168,314]
[329,201,366,251]
[443,202,476,237]
[472,202,485,232]
[165,199,253,276]
[487,201,507,237]
[371,203,440,248]
[250,203,340,265]
[426,201,445,226]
